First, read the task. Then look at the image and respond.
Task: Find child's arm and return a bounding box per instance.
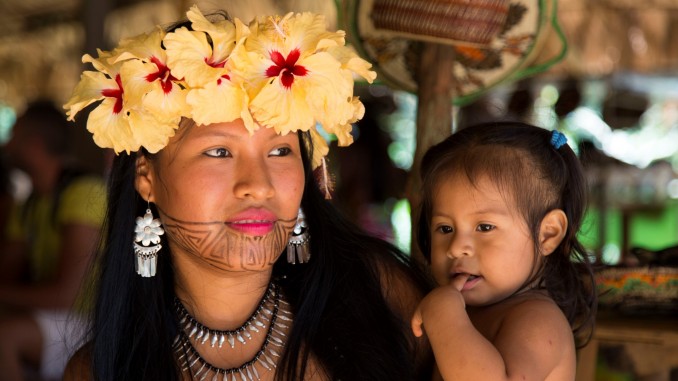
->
[411,282,574,381]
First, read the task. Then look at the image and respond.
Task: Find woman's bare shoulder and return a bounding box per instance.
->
[63,343,93,381]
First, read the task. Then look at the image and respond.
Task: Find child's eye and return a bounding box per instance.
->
[436,225,454,234]
[477,224,495,232]
[270,147,291,157]
[204,148,231,158]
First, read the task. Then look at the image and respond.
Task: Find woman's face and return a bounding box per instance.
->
[136,119,305,272]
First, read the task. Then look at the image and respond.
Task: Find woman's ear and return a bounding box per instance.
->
[134,154,155,202]
[539,209,568,256]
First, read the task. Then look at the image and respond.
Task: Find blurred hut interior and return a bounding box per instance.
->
[1,0,677,380]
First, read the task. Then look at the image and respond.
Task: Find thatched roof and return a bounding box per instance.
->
[1,0,677,110]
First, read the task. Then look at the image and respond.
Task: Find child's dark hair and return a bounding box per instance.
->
[416,121,597,347]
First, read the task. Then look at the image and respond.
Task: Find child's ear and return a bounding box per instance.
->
[134,154,155,202]
[539,209,568,256]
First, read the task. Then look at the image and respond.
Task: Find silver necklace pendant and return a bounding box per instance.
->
[176,282,276,349]
[174,283,289,381]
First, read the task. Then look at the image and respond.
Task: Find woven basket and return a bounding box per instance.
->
[370,0,510,46]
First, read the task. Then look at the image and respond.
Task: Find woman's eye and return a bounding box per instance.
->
[204,148,231,158]
[477,224,495,232]
[437,225,454,234]
[269,147,291,157]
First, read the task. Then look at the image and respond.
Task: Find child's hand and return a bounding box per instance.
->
[411,275,469,338]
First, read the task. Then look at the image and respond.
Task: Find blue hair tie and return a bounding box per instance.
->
[550,130,567,149]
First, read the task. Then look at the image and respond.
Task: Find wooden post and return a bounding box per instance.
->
[408,42,456,259]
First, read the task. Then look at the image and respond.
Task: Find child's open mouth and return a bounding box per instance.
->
[452,273,481,290]
[452,272,477,280]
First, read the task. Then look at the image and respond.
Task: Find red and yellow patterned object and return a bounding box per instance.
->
[596,266,678,313]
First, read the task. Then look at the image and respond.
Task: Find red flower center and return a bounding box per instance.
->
[101,74,124,114]
[205,57,231,85]
[206,57,226,68]
[145,56,177,94]
[265,49,307,89]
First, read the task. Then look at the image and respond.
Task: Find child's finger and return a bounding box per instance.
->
[411,310,424,337]
[451,273,470,292]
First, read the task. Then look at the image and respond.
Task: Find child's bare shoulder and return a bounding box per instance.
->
[494,291,575,363]
[470,290,571,342]
[502,290,570,327]
[465,291,576,380]
[509,289,562,309]
[497,292,577,380]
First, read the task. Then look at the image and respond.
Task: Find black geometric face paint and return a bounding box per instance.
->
[159,209,297,271]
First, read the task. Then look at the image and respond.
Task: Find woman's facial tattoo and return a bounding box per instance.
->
[159,208,297,271]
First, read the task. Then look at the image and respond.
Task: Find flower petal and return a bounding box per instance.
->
[127,110,178,154]
[187,79,252,128]
[327,45,377,83]
[141,79,189,123]
[83,49,121,75]
[118,60,157,107]
[112,27,166,63]
[165,28,228,87]
[86,98,139,154]
[299,52,355,125]
[250,76,315,134]
[64,71,112,120]
[186,6,249,63]
[322,97,363,147]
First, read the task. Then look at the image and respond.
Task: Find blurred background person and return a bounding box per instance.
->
[0,100,106,381]
[0,147,15,246]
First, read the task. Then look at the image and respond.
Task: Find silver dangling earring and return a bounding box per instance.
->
[287,208,310,264]
[133,202,165,277]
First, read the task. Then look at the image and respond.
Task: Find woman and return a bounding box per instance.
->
[63,6,432,381]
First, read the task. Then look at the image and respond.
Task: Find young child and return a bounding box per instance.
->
[411,121,597,381]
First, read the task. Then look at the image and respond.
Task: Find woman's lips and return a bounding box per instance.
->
[226,208,278,236]
[227,220,276,236]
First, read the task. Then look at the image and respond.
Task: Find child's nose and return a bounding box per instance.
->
[447,234,472,259]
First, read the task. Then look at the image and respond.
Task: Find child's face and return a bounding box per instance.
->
[429,174,537,306]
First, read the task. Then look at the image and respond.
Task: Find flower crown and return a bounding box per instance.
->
[64,6,376,168]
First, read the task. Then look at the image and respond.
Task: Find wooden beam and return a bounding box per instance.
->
[408,42,455,258]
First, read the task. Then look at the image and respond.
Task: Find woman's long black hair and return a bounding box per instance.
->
[84,130,432,380]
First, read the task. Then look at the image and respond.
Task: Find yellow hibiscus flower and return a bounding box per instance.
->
[111,27,190,124]
[64,33,183,154]
[230,12,376,143]
[64,49,138,153]
[164,6,253,129]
